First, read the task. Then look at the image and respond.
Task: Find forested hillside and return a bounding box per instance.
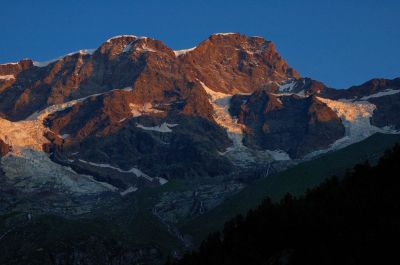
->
[170,145,400,265]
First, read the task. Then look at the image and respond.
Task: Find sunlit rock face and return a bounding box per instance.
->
[0,33,399,195]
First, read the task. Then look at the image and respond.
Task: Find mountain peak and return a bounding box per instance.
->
[105,35,144,43]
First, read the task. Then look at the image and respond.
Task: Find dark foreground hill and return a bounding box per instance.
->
[170,144,400,265]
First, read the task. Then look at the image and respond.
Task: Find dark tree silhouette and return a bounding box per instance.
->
[170,145,400,265]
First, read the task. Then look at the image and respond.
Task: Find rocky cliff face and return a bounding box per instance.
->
[230,91,345,158]
[177,33,299,94]
[0,34,299,121]
[1,33,399,189]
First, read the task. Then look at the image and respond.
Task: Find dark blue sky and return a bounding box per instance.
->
[1,0,399,88]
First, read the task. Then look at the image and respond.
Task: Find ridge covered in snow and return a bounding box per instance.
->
[174,47,196,57]
[213,33,238,36]
[106,35,148,42]
[359,89,400,100]
[27,86,133,121]
[33,49,96,68]
[0,62,18,66]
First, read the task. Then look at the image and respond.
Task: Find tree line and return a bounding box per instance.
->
[168,144,400,265]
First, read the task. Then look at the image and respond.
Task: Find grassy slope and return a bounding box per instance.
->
[182,133,400,246]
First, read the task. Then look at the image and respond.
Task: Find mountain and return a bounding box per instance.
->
[1,33,399,193]
[1,33,400,264]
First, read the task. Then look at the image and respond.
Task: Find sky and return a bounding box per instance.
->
[0,0,399,88]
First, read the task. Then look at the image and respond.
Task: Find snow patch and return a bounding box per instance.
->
[214,33,237,36]
[122,42,133,53]
[0,117,49,154]
[0,75,15,81]
[318,97,375,123]
[33,59,58,68]
[296,90,306,97]
[174,47,196,57]
[33,49,95,68]
[26,99,81,121]
[0,88,145,197]
[1,149,117,195]
[274,91,306,98]
[199,81,242,136]
[278,80,297,92]
[157,177,168,185]
[60,134,70,139]
[199,81,282,165]
[136,122,178,133]
[0,113,114,196]
[0,62,19,66]
[78,159,153,182]
[306,97,400,158]
[265,150,291,161]
[360,89,400,100]
[106,35,142,42]
[122,86,133,91]
[120,186,138,196]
